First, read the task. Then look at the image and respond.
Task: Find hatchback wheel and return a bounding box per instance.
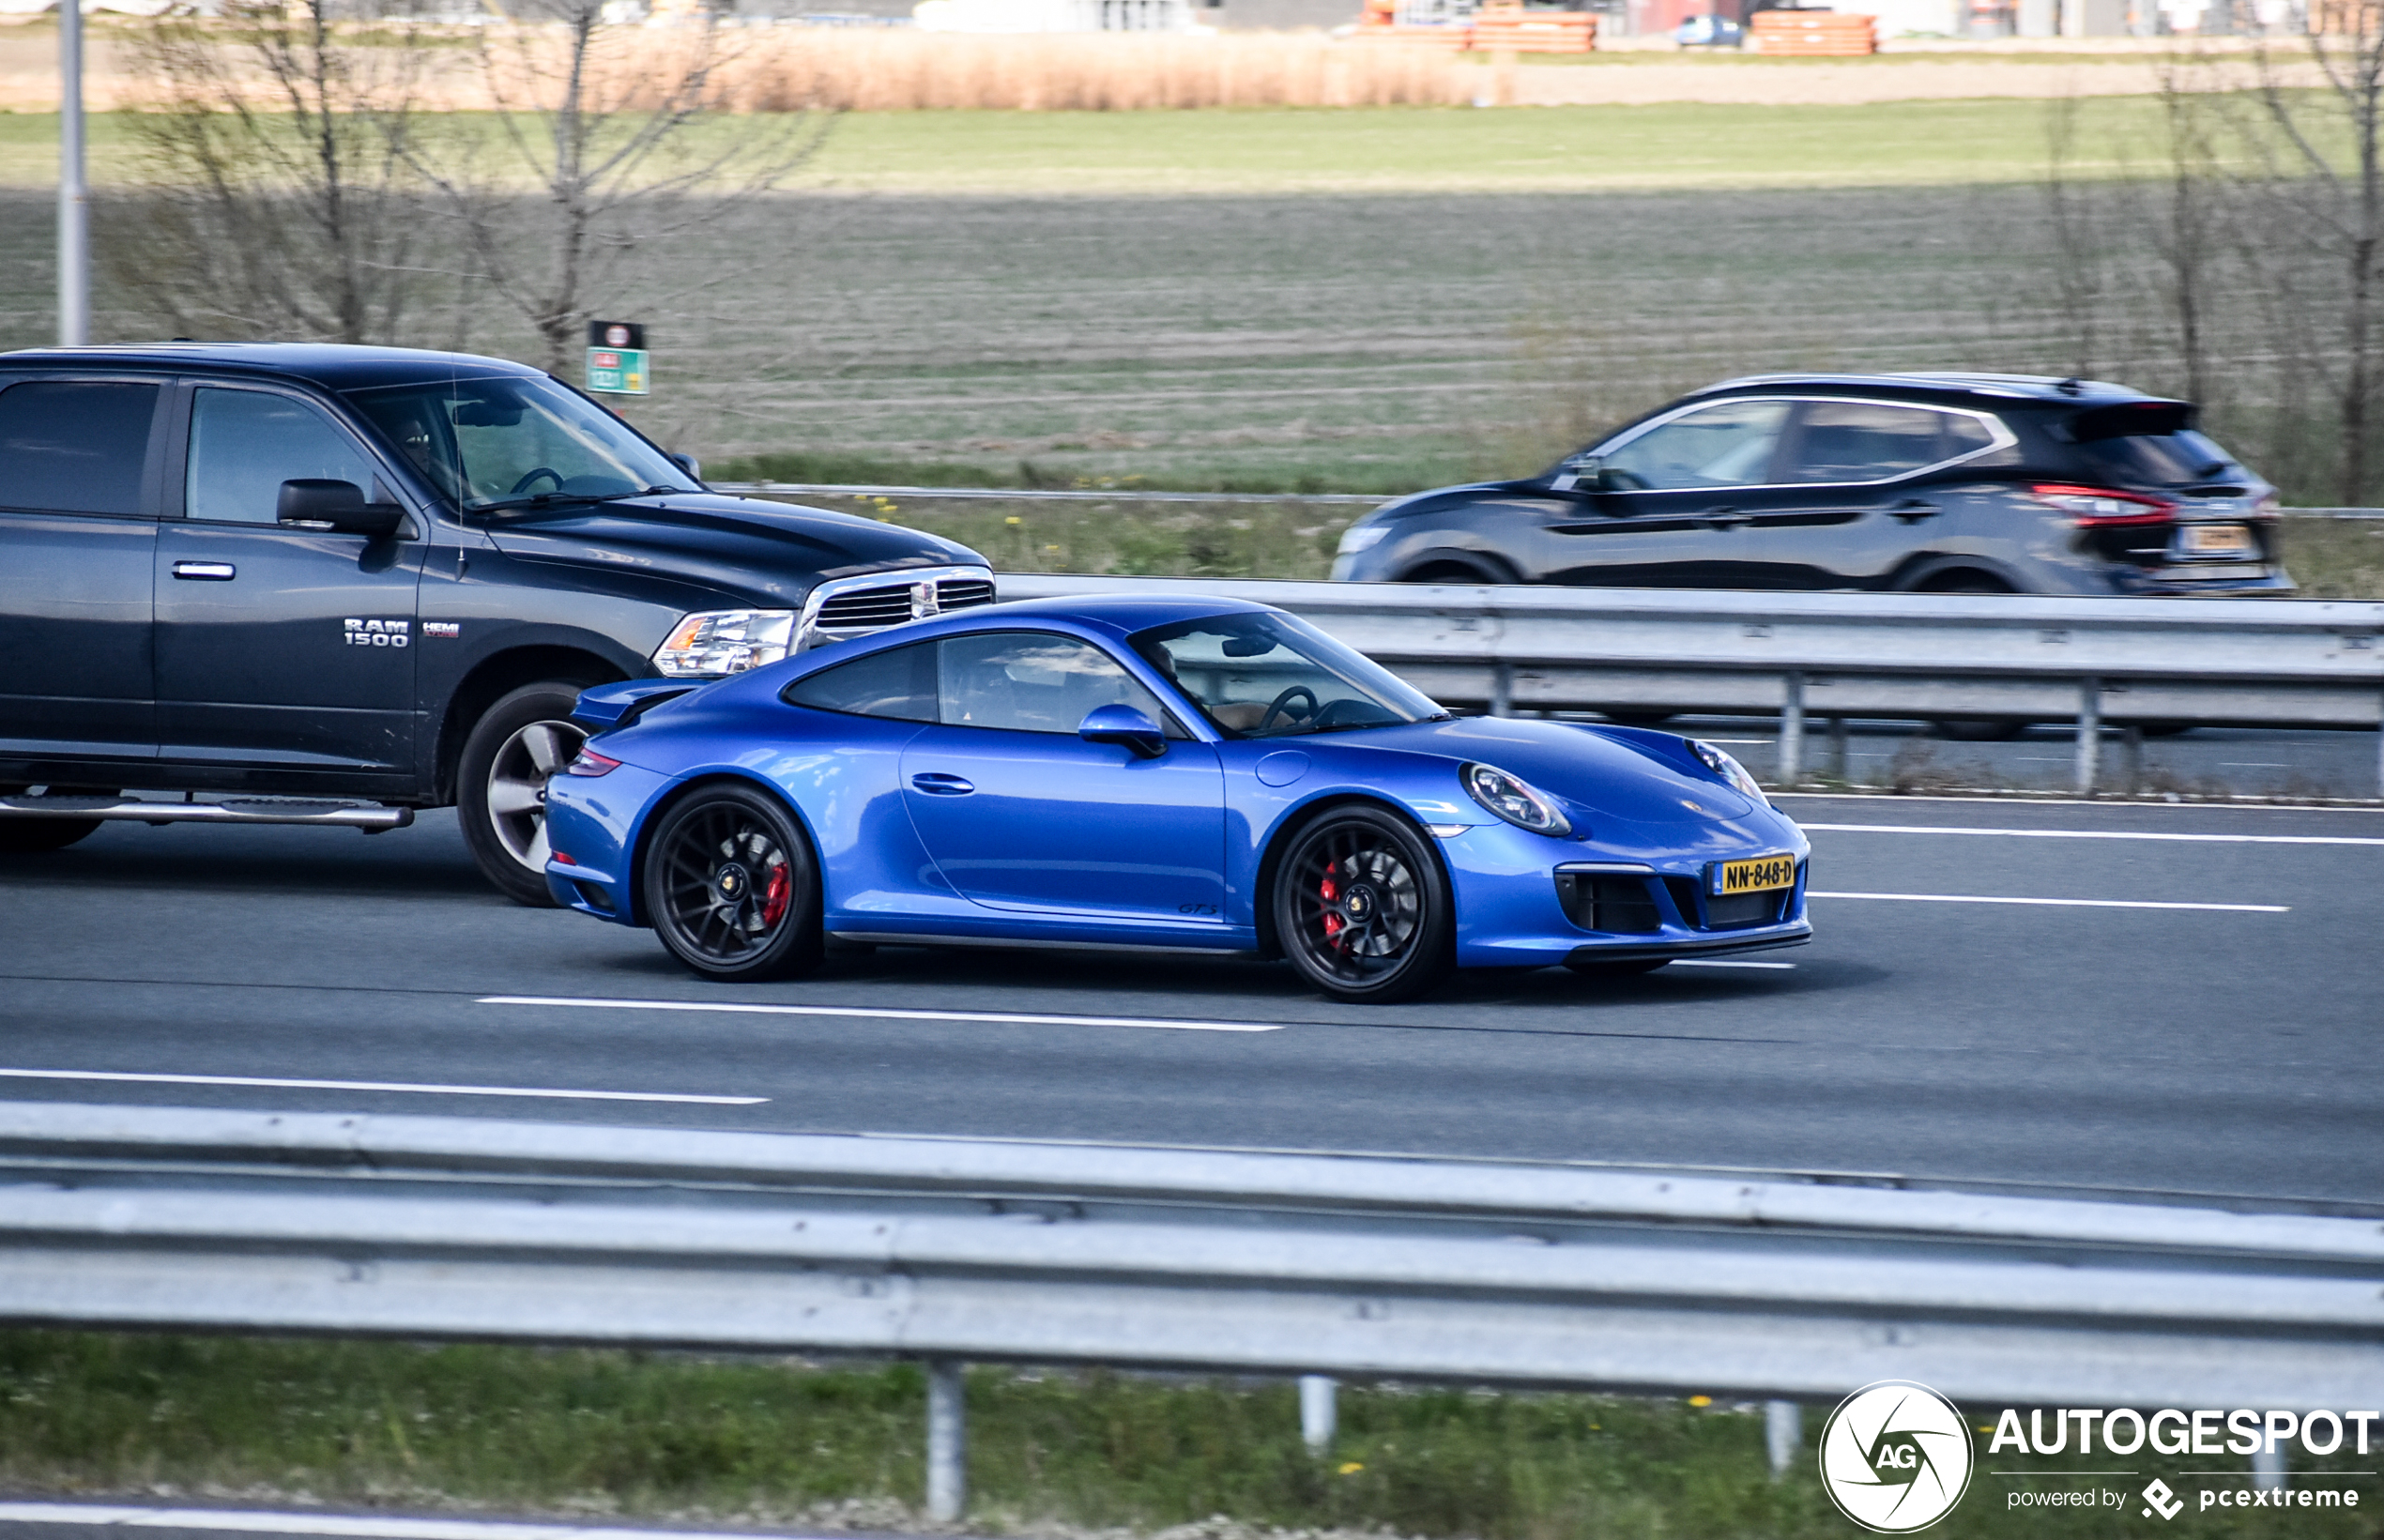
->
[1273,805,1453,1003]
[643,783,823,983]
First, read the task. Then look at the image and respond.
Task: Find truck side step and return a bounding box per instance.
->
[0,797,413,831]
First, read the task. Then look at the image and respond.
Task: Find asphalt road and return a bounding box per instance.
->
[2,792,2379,1212]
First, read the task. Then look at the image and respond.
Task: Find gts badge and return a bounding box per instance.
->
[344,618,410,648]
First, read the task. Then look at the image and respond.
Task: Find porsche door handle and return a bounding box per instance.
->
[172,561,237,580]
[909,772,974,796]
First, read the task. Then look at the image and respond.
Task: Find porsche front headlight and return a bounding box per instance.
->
[1690,739,1768,805]
[652,609,796,677]
[1461,762,1572,837]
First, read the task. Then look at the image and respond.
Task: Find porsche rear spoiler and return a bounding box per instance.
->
[572,680,698,732]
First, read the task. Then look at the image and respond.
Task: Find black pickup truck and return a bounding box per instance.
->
[0,343,994,903]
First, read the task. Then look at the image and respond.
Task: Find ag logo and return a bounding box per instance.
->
[1817,1380,1974,1533]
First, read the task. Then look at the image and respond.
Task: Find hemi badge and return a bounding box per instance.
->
[423,622,462,638]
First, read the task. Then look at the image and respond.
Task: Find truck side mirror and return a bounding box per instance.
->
[279,479,405,538]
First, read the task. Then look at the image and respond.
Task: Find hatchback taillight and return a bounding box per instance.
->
[2030,482,2178,526]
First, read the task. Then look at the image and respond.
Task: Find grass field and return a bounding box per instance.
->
[0,98,2178,195]
[0,99,2339,504]
[1,1331,2371,1540]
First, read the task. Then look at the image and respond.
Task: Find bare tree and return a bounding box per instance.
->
[107,0,431,343]
[2235,2,2384,503]
[406,4,834,374]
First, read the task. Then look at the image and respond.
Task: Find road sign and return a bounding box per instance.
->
[587,320,649,396]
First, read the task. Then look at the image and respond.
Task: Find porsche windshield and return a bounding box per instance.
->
[1131,612,1447,738]
[344,375,697,512]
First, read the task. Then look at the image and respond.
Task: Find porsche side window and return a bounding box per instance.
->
[1599,399,1791,492]
[782,640,938,722]
[1782,402,1985,484]
[937,632,1170,735]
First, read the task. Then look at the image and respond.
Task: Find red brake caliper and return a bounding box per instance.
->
[1319,861,1344,945]
[760,863,791,927]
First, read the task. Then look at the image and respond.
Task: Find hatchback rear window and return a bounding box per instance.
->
[2073,427,2237,488]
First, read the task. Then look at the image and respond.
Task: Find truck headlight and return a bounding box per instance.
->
[652,610,796,677]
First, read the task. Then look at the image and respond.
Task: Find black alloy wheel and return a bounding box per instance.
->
[1273,804,1454,1003]
[642,783,823,983]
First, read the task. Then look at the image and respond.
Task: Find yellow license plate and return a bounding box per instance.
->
[1713,853,1796,897]
[2179,523,2254,556]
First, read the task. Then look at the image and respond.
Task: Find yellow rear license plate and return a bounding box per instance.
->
[2179,523,2254,556]
[1712,853,1796,897]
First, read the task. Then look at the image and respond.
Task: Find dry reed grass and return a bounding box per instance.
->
[709,29,1467,111]
[71,22,1468,113]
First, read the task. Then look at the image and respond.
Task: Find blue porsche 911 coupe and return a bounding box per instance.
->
[543,595,1811,1002]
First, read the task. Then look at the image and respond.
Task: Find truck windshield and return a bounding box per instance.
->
[344,375,697,511]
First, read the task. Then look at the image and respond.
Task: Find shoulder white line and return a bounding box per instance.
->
[481,996,1286,1032]
[1802,822,2384,846]
[0,1502,835,1540]
[0,1069,764,1105]
[1809,891,2288,913]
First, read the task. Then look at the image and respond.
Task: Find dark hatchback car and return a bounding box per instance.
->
[0,343,992,901]
[1331,374,2293,597]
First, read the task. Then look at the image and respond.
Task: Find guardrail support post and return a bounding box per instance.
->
[2121,724,2143,796]
[2074,676,2101,798]
[926,1360,966,1521]
[1490,663,1513,718]
[1299,1374,1337,1453]
[1778,672,1806,785]
[1765,1400,1801,1479]
[2253,1441,2286,1491]
[1827,716,1848,781]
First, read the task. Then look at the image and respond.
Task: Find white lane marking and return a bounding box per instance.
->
[1809,891,2287,913]
[481,995,1286,1033]
[0,1069,764,1105]
[1803,822,2384,847]
[1668,959,1796,969]
[0,1502,833,1540]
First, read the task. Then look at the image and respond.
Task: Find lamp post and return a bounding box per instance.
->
[58,0,87,346]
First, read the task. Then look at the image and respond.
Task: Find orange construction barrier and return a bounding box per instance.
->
[1749,8,1876,53]
[1468,8,1597,52]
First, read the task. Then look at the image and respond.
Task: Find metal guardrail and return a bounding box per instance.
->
[996,574,2384,796]
[712,481,1383,506]
[5,1101,2376,1514]
[1,1100,2377,1407]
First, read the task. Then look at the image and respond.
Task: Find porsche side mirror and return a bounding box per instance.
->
[1079,703,1166,759]
[278,479,405,537]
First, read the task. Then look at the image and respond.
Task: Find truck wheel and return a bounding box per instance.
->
[459,681,591,907]
[0,818,102,854]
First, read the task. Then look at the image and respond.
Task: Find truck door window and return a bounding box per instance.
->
[187,389,380,526]
[0,380,159,515]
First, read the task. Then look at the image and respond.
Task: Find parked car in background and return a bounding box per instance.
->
[1331,374,2293,600]
[0,343,992,902]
